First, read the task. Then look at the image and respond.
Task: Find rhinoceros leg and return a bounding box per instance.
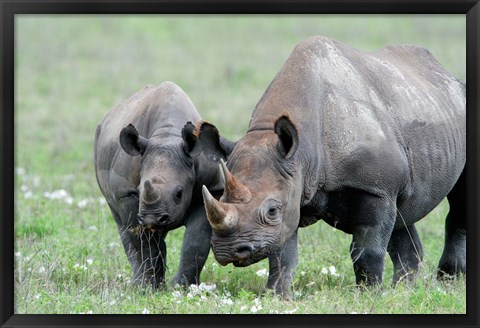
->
[349,194,396,286]
[172,204,212,286]
[387,224,424,285]
[267,231,298,299]
[110,200,167,289]
[437,169,466,278]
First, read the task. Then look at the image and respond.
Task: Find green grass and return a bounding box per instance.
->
[14,15,466,314]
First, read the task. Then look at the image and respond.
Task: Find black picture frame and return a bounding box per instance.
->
[1,1,479,327]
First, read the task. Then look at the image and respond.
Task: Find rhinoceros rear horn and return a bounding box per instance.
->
[202,185,238,232]
[219,159,252,203]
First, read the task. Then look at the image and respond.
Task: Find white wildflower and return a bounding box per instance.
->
[329,265,340,277]
[282,308,298,314]
[221,298,234,305]
[256,268,268,277]
[24,191,33,199]
[35,294,41,300]
[15,252,21,257]
[171,291,182,298]
[109,300,116,306]
[38,266,46,274]
[300,270,306,276]
[108,242,120,248]
[87,226,98,231]
[253,297,261,306]
[240,305,247,311]
[77,199,90,208]
[86,258,93,265]
[65,197,74,205]
[20,185,29,192]
[142,308,150,314]
[250,305,262,313]
[198,282,216,292]
[98,197,107,206]
[321,267,328,274]
[16,167,26,175]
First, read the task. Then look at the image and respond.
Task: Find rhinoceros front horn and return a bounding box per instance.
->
[219,159,252,203]
[202,185,238,232]
[143,179,159,203]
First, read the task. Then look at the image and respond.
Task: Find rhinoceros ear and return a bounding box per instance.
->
[274,114,299,159]
[120,124,148,156]
[194,121,236,163]
[182,121,202,157]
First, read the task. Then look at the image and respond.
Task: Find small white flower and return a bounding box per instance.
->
[300,271,306,276]
[282,308,298,314]
[86,310,93,314]
[15,252,21,257]
[321,267,328,274]
[171,291,182,298]
[240,305,247,311]
[256,268,268,277]
[16,167,26,175]
[78,199,90,208]
[198,282,216,292]
[98,197,107,206]
[35,294,41,300]
[109,300,116,306]
[253,297,261,306]
[221,298,234,305]
[250,305,262,313]
[21,185,29,192]
[65,197,74,205]
[86,258,93,265]
[38,266,46,274]
[108,242,120,248]
[24,191,33,199]
[142,308,150,314]
[87,226,98,231]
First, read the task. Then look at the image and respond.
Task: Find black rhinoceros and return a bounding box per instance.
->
[198,36,466,297]
[94,82,230,288]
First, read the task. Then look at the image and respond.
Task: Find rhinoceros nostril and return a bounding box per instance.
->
[234,243,254,259]
[158,214,170,223]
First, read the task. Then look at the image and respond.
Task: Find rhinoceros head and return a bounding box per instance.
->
[120,121,202,231]
[199,115,303,267]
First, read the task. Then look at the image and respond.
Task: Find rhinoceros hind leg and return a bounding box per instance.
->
[437,170,466,279]
[387,224,424,285]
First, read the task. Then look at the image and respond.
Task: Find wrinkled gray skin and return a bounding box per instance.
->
[200,36,466,298]
[94,82,227,288]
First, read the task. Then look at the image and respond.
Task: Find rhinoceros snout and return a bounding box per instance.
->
[137,213,170,226]
[233,243,254,260]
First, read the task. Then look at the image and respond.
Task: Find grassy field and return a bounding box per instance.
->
[14,15,466,314]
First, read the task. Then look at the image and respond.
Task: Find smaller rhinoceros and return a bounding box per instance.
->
[94,82,231,288]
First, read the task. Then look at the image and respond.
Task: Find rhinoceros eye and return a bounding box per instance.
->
[262,198,281,224]
[174,186,183,204]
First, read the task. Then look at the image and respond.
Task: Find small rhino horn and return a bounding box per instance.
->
[220,159,252,203]
[143,179,159,203]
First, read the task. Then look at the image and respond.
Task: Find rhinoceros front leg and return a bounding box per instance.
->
[349,194,396,286]
[267,231,298,299]
[111,200,167,289]
[172,204,212,286]
[387,224,424,285]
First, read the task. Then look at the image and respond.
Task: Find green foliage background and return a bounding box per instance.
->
[15,15,466,314]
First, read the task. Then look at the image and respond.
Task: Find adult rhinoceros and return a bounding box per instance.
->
[198,36,466,297]
[94,82,229,288]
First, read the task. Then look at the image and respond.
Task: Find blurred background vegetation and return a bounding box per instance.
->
[14,15,466,314]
